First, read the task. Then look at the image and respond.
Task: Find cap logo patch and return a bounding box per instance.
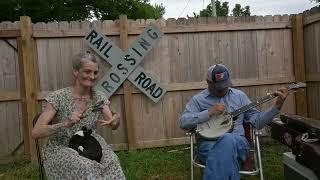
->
[215,72,224,81]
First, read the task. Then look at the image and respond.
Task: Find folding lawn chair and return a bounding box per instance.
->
[187,123,264,180]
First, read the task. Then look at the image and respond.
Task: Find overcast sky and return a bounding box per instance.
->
[150,0,319,19]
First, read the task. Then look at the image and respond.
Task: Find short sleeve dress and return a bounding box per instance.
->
[43,87,126,180]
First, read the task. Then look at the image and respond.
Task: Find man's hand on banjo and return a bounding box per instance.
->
[274,87,289,110]
[208,103,225,117]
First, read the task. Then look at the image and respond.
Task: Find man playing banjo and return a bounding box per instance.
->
[179,64,289,180]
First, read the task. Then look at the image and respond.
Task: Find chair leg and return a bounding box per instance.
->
[35,139,45,180]
[33,113,45,180]
[255,131,264,180]
[190,136,194,180]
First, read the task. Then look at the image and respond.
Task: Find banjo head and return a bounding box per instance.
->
[196,112,233,139]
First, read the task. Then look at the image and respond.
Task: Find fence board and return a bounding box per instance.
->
[32,21,293,38]
[237,30,257,79]
[0,102,8,155]
[120,15,137,149]
[292,15,308,117]
[307,82,320,120]
[304,10,320,119]
[96,95,127,145]
[0,30,20,37]
[304,12,320,26]
[0,35,21,156]
[3,38,20,155]
[167,33,179,83]
[157,35,170,83]
[162,92,183,138]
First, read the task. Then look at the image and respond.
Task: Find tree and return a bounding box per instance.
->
[232,4,251,16]
[193,0,250,17]
[92,0,165,20]
[194,0,229,17]
[0,0,165,22]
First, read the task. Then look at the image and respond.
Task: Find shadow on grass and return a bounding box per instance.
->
[0,140,290,180]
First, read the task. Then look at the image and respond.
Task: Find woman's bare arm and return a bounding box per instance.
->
[98,105,120,130]
[32,102,66,139]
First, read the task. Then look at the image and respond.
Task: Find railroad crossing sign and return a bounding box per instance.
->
[83,25,166,103]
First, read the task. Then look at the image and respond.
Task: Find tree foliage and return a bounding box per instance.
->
[232,4,250,17]
[193,0,250,17]
[193,1,229,17]
[0,0,165,22]
[90,0,165,20]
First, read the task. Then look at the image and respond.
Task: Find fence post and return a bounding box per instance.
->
[292,14,308,117]
[119,15,137,150]
[18,16,38,160]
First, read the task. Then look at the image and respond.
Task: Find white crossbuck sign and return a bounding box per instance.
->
[83,25,166,103]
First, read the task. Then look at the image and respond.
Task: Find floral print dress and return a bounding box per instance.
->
[43,87,126,180]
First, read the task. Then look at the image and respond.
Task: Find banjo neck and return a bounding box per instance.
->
[229,93,276,118]
[229,82,306,118]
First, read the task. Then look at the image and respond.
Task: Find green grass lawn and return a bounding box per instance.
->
[0,140,289,180]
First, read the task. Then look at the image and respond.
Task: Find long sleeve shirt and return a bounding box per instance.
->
[179,88,280,136]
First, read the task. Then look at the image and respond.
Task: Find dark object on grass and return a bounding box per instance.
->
[271,113,320,178]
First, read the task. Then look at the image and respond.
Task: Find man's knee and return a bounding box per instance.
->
[218,133,236,147]
[220,133,235,141]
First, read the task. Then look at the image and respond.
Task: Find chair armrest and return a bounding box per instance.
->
[185,128,196,136]
[186,132,193,136]
[254,129,263,136]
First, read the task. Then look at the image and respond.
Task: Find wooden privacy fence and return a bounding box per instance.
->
[304,7,320,120]
[0,7,319,160]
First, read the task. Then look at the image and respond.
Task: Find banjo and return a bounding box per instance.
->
[196,82,306,139]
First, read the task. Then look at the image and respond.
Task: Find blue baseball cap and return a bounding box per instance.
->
[207,64,232,90]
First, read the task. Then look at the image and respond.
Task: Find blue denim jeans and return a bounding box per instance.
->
[197,133,249,180]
